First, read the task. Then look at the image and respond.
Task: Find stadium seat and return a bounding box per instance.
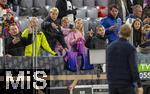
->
[19,18,29,32]
[72,0,84,8]
[83,0,96,7]
[18,0,33,16]
[83,18,90,36]
[97,6,108,17]
[33,0,47,16]
[46,0,52,6]
[83,18,101,37]
[45,0,52,15]
[38,18,44,30]
[88,18,101,33]
[87,8,98,19]
[96,0,108,6]
[76,7,87,19]
[51,0,57,7]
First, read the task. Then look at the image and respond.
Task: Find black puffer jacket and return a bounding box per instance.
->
[41,16,67,50]
[5,33,32,56]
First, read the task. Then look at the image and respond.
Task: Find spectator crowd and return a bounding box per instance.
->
[0,1,150,94]
[0,0,150,69]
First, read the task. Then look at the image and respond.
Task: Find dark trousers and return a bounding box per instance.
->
[109,86,136,94]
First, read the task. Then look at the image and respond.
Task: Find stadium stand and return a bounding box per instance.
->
[18,0,33,16]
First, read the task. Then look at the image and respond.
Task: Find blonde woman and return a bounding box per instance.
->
[65,18,84,50]
[74,18,84,36]
[64,18,93,72]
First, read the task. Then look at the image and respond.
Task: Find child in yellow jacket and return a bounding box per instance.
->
[22,17,57,56]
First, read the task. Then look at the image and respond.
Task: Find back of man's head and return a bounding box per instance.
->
[119,24,131,39]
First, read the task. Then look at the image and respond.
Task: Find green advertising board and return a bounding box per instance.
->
[138,64,150,79]
[138,64,150,72]
[137,53,150,80]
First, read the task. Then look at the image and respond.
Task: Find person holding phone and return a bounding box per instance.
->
[5,24,33,56]
[101,4,122,44]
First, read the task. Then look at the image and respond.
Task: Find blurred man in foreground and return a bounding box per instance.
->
[106,24,143,94]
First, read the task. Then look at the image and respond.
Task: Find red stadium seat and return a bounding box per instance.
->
[96,6,108,17]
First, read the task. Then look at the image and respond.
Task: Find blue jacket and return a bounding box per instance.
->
[101,16,122,44]
[106,38,141,88]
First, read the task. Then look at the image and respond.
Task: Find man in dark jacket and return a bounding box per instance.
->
[41,7,68,51]
[5,24,32,56]
[106,24,143,94]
